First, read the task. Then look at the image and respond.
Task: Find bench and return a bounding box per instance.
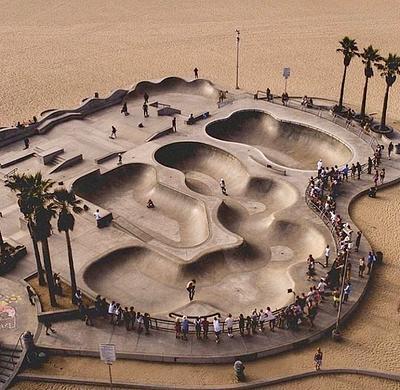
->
[185,111,210,125]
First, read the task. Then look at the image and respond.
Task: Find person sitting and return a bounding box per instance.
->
[188,113,195,123]
[301,95,308,106]
[147,199,155,209]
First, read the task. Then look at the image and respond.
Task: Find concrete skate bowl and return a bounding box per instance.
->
[154,142,298,208]
[127,77,219,101]
[72,163,209,247]
[205,110,353,170]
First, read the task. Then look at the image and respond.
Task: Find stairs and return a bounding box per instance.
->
[0,345,24,389]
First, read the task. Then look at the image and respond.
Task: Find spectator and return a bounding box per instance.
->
[225,313,234,338]
[213,316,221,343]
[181,316,189,340]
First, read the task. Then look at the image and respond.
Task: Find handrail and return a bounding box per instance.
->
[255,94,380,151]
[7,332,25,365]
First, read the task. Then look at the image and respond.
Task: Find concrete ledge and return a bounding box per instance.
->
[15,368,400,389]
[95,151,126,164]
[146,127,174,142]
[49,153,83,174]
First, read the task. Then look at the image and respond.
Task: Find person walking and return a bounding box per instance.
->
[388,141,394,159]
[109,126,117,139]
[213,316,221,343]
[117,153,123,165]
[23,137,30,150]
[144,91,149,104]
[324,245,331,267]
[121,102,129,116]
[186,279,196,301]
[194,67,199,79]
[314,348,323,370]
[220,178,227,195]
[367,157,373,174]
[225,313,234,338]
[172,117,177,132]
[343,282,352,303]
[143,103,149,118]
[26,286,37,305]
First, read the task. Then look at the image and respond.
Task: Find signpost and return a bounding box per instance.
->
[99,343,116,389]
[282,67,291,93]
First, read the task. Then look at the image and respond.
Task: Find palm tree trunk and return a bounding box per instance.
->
[40,238,57,307]
[65,230,77,300]
[338,65,348,110]
[380,84,390,130]
[360,76,369,120]
[27,219,46,286]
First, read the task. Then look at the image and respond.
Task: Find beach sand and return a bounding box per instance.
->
[14,184,400,388]
[1,0,400,126]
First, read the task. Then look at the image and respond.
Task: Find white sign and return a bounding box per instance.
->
[283,67,291,79]
[99,343,116,364]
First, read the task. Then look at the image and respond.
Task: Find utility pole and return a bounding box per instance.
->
[235,29,240,89]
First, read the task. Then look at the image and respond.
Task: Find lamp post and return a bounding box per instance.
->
[235,29,240,90]
[332,249,349,340]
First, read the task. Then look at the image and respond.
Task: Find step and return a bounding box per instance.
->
[0,361,17,370]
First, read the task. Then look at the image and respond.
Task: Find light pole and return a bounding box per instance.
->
[235,29,240,89]
[332,249,349,340]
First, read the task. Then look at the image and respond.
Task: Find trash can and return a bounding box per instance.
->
[375,251,383,265]
[395,143,400,154]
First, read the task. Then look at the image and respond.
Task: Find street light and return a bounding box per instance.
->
[332,249,350,340]
[235,29,240,90]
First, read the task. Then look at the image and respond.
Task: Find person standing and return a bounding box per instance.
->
[220,178,227,195]
[172,117,177,132]
[94,209,101,228]
[44,319,56,335]
[143,103,149,118]
[195,317,202,339]
[186,279,196,301]
[213,316,221,343]
[175,317,181,339]
[123,307,132,331]
[144,313,151,335]
[266,307,276,331]
[314,348,323,370]
[181,316,189,340]
[109,126,117,139]
[356,162,362,180]
[343,282,352,302]
[355,231,362,252]
[202,317,209,339]
[367,157,373,174]
[194,67,199,79]
[324,245,331,267]
[225,313,234,338]
[23,137,30,150]
[144,91,149,104]
[359,257,366,277]
[26,286,37,305]
[380,168,386,184]
[238,314,245,336]
[388,141,394,159]
[117,153,123,165]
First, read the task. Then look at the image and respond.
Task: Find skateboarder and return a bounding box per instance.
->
[172,117,177,132]
[121,102,129,116]
[144,91,149,104]
[109,126,117,139]
[194,67,199,79]
[186,279,196,301]
[143,103,149,118]
[220,178,227,195]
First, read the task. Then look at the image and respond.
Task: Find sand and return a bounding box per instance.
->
[13,183,400,388]
[1,1,400,127]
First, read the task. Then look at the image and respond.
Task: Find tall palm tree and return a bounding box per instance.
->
[376,53,400,131]
[6,172,57,306]
[34,202,58,307]
[53,188,82,301]
[337,37,359,110]
[5,173,46,285]
[0,229,5,259]
[360,46,382,120]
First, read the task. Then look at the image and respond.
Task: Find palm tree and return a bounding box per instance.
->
[6,172,57,306]
[360,46,382,120]
[53,188,82,301]
[337,37,359,110]
[5,173,46,285]
[34,202,58,307]
[376,53,400,131]
[0,229,5,259]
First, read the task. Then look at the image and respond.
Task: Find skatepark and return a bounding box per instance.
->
[1,76,399,388]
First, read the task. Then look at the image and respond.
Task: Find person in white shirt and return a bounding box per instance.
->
[94,209,101,228]
[265,307,276,331]
[317,278,326,301]
[225,314,234,338]
[259,309,267,332]
[108,301,116,324]
[213,316,221,343]
[317,159,323,172]
[325,245,331,267]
